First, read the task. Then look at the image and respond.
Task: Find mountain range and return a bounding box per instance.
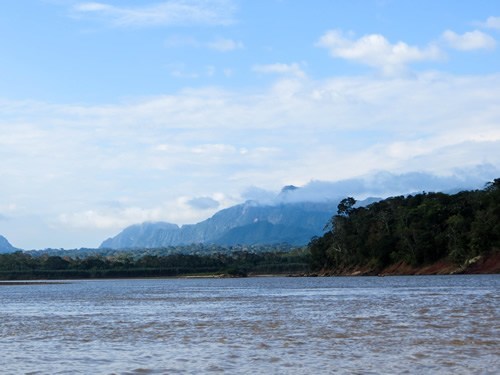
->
[100,199,343,249]
[102,167,499,250]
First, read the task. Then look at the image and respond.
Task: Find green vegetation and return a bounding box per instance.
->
[0,248,310,280]
[309,179,500,273]
[2,180,498,279]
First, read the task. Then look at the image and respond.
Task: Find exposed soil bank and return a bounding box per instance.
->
[314,252,500,277]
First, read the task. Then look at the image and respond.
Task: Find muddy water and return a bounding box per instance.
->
[0,275,498,374]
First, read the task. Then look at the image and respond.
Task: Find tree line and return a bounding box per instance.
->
[309,179,500,273]
[0,248,310,280]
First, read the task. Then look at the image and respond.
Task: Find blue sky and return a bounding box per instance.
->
[1,0,499,249]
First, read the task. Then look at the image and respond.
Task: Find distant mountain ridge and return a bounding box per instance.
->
[0,235,18,254]
[100,200,342,249]
[100,168,500,250]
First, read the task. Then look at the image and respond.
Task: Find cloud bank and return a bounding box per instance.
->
[72,0,236,27]
[442,30,496,51]
[165,36,244,52]
[1,70,499,247]
[272,165,500,204]
[253,63,306,78]
[482,16,500,30]
[187,196,220,210]
[316,30,442,75]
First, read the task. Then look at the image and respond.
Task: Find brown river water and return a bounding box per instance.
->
[0,275,498,374]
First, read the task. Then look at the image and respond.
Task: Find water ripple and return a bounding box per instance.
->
[0,275,498,374]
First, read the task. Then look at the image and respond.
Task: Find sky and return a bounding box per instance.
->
[1,0,500,249]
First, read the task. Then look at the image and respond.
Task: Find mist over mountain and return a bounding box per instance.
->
[0,235,18,254]
[100,167,498,250]
[100,201,340,249]
[213,221,318,246]
[260,165,500,204]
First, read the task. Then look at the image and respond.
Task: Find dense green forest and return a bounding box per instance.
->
[309,179,500,273]
[25,243,298,258]
[0,248,309,280]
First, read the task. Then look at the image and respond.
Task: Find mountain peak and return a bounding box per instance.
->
[280,185,299,193]
[0,235,17,254]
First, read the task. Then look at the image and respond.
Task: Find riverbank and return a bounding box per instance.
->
[313,252,500,277]
[0,281,69,285]
[0,252,498,280]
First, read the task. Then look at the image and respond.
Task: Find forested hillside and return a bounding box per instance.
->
[309,179,500,274]
[100,201,338,249]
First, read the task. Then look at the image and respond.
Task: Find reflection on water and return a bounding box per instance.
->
[0,276,498,374]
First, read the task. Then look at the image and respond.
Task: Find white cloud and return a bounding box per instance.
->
[74,2,110,12]
[164,35,201,48]
[57,193,235,231]
[241,186,277,204]
[166,63,200,78]
[165,35,243,52]
[58,207,165,230]
[207,38,244,51]
[278,166,500,203]
[58,203,202,230]
[72,0,236,27]
[1,72,500,248]
[253,63,306,78]
[442,30,496,51]
[191,143,236,154]
[187,196,220,210]
[316,30,442,75]
[236,165,500,206]
[482,16,500,30]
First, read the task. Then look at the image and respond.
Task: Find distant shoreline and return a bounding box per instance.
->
[0,252,497,282]
[0,281,70,285]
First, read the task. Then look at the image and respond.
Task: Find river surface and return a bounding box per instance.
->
[0,275,498,374]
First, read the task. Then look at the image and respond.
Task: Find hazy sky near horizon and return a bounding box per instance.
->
[1,0,500,249]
